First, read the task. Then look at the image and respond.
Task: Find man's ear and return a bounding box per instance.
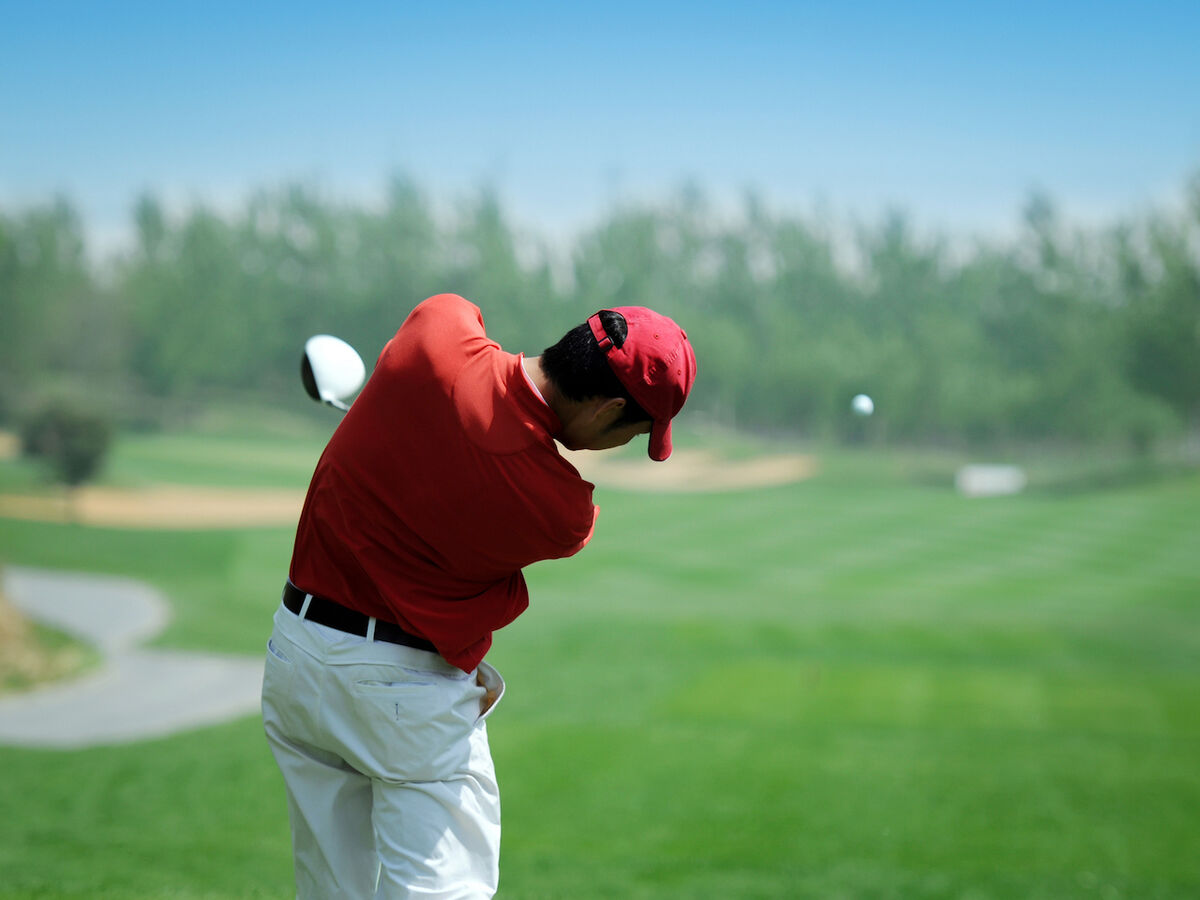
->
[589,396,626,425]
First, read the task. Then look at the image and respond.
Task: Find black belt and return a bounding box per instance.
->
[282,582,438,654]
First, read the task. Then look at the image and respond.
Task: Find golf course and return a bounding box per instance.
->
[0,417,1196,898]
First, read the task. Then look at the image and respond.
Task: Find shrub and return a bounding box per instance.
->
[20,401,112,487]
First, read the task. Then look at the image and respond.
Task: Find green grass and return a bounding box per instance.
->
[0,621,101,693]
[103,429,329,489]
[0,427,1197,898]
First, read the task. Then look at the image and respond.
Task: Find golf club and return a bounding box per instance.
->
[301,334,366,411]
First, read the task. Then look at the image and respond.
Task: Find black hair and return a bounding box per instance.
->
[541,310,651,426]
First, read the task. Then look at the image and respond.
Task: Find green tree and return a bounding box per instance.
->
[20,401,112,487]
[0,199,108,418]
[1120,195,1200,430]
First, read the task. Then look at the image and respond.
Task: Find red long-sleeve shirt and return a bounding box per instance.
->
[289,294,598,671]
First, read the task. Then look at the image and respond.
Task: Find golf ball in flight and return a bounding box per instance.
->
[852,394,874,416]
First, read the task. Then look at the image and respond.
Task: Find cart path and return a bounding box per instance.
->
[0,567,264,748]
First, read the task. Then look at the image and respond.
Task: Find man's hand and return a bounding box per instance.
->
[477,670,500,716]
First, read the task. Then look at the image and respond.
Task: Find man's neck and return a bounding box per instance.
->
[522,356,564,419]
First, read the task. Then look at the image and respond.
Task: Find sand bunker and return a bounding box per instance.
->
[0,450,816,529]
[0,486,307,529]
[564,448,816,493]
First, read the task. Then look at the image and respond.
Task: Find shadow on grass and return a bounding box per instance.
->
[1029,458,1198,495]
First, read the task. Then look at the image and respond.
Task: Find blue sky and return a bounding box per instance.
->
[2,0,1198,254]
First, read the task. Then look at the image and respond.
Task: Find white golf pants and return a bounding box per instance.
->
[261,602,505,899]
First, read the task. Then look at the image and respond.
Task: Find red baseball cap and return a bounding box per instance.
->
[588,307,697,461]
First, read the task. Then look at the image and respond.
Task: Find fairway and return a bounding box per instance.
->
[0,427,1197,898]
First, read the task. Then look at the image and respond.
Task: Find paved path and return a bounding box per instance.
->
[0,567,265,748]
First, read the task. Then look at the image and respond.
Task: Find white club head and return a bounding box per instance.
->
[302,335,366,411]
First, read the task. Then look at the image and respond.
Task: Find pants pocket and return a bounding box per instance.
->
[350,673,480,782]
[261,633,299,737]
[267,637,292,663]
[262,635,296,691]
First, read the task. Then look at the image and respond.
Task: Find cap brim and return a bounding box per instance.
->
[648,419,672,461]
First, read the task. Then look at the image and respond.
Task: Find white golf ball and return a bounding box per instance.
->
[852,394,874,416]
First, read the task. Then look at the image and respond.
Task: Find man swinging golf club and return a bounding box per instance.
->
[262,293,696,898]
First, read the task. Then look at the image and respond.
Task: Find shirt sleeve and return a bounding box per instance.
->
[556,503,599,559]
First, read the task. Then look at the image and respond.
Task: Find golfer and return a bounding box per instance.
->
[262,293,696,898]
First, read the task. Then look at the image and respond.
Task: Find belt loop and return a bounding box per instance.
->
[300,593,314,619]
[366,617,377,642]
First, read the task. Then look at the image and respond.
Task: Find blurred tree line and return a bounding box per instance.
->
[1,175,1197,450]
